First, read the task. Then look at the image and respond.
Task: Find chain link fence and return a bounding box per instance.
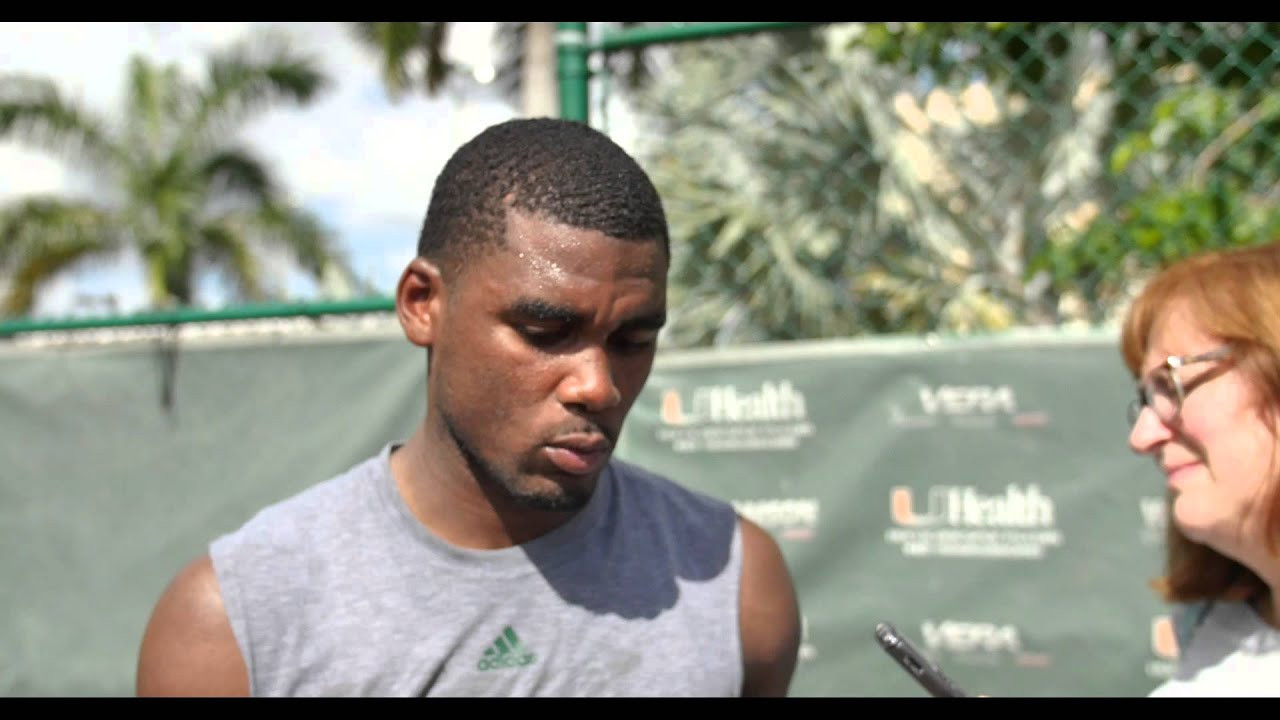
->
[590,22,1280,349]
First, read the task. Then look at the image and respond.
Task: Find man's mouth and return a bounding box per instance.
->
[543,433,612,476]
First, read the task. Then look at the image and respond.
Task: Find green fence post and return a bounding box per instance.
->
[556,22,590,123]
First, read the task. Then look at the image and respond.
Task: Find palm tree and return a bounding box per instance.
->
[0,31,358,316]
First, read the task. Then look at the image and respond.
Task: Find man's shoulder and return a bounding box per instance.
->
[206,448,394,625]
[607,456,738,520]
[604,457,745,601]
[214,449,388,550]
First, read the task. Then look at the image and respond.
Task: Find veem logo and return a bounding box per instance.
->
[891,485,1055,528]
[660,381,807,426]
[889,382,1049,429]
[921,619,1022,654]
[917,618,1050,667]
[919,385,1016,415]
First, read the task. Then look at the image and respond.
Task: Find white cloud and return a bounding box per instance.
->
[0,146,67,199]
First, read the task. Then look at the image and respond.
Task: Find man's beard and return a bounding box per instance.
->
[441,408,592,512]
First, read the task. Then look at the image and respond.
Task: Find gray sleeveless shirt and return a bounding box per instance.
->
[209,444,744,697]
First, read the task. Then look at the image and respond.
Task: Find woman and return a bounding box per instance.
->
[1123,241,1280,696]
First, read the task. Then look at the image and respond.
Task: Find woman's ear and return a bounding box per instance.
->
[396,257,445,348]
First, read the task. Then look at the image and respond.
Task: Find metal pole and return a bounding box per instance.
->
[556,22,590,123]
[0,297,396,337]
[594,22,822,53]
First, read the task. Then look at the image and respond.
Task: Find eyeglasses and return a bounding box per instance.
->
[1126,345,1232,427]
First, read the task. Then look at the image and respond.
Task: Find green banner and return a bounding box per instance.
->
[0,326,1173,696]
[619,332,1172,697]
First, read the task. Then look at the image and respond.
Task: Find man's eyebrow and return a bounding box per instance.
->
[509,298,586,325]
[507,299,666,331]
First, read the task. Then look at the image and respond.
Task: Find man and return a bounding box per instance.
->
[135,117,802,697]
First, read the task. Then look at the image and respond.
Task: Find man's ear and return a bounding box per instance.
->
[396,257,445,348]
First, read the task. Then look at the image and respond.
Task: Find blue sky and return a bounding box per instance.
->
[0,22,559,318]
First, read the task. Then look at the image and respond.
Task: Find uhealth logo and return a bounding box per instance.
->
[655,380,815,452]
[884,484,1063,559]
[660,380,807,426]
[891,484,1055,528]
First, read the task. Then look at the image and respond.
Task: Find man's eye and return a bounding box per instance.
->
[520,326,569,347]
[612,333,659,352]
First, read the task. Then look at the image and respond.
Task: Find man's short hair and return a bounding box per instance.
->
[416,117,670,274]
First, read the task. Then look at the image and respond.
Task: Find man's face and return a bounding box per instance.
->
[429,210,667,511]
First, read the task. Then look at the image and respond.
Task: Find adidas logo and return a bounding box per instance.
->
[477,626,537,671]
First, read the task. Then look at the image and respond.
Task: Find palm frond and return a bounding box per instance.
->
[0,197,117,315]
[122,56,191,154]
[196,219,265,301]
[349,22,452,101]
[247,203,335,277]
[188,30,330,142]
[0,74,119,171]
[2,245,98,316]
[420,22,451,94]
[0,196,117,268]
[260,202,371,298]
[199,146,276,206]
